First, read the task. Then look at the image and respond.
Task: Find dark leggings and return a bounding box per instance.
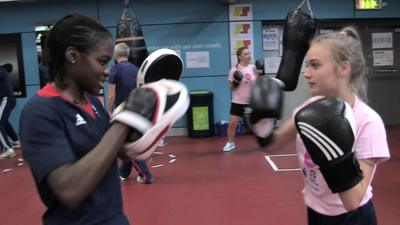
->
[119,160,152,180]
[308,200,377,225]
[0,97,16,150]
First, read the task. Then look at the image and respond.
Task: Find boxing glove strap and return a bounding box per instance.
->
[320,152,364,193]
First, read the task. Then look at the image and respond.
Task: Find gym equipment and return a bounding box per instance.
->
[276,0,316,91]
[137,48,183,86]
[116,0,148,67]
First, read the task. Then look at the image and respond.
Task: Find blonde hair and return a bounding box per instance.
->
[311,26,368,101]
[236,46,248,65]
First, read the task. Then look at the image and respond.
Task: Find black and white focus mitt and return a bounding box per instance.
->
[112,79,190,160]
[137,48,183,87]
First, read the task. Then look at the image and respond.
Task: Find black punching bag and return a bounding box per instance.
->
[116,1,148,67]
[276,0,316,91]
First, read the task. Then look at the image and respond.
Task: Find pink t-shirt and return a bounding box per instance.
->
[228,64,258,104]
[294,96,390,216]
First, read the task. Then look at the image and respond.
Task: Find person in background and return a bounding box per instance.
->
[0,63,19,159]
[158,136,167,147]
[107,42,153,184]
[39,33,50,88]
[222,46,259,152]
[39,53,50,88]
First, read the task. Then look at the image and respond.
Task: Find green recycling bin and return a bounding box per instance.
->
[187,90,214,138]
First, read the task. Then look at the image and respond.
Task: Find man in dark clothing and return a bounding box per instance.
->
[107,43,153,184]
[0,63,19,158]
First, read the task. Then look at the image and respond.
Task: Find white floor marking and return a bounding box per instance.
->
[276,168,302,172]
[267,153,298,157]
[152,164,164,168]
[264,153,301,172]
[150,151,177,169]
[265,156,278,171]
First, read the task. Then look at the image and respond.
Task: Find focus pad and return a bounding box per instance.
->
[125,88,157,142]
[139,48,183,84]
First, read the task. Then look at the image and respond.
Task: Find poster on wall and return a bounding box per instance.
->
[186,51,210,68]
[229,22,254,66]
[0,33,26,98]
[262,27,279,51]
[229,4,254,66]
[229,4,253,21]
[373,50,393,66]
[371,32,392,49]
[264,57,281,74]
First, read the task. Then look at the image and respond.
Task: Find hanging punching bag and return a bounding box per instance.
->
[276,0,316,91]
[116,1,148,67]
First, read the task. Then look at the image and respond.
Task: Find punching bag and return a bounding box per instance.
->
[116,1,148,67]
[276,0,316,91]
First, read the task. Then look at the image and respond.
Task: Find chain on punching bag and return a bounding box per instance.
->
[116,0,148,67]
[276,0,316,91]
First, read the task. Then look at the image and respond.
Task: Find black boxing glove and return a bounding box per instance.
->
[255,58,265,75]
[125,89,157,142]
[295,97,363,193]
[232,70,243,88]
[245,76,284,147]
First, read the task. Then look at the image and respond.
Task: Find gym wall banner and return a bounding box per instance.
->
[228,4,255,67]
[0,33,26,98]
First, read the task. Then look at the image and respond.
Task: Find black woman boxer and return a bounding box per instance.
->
[20,13,188,225]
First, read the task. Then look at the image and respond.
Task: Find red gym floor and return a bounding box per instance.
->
[1,126,399,225]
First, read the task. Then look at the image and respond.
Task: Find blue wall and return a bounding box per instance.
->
[1,0,400,133]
